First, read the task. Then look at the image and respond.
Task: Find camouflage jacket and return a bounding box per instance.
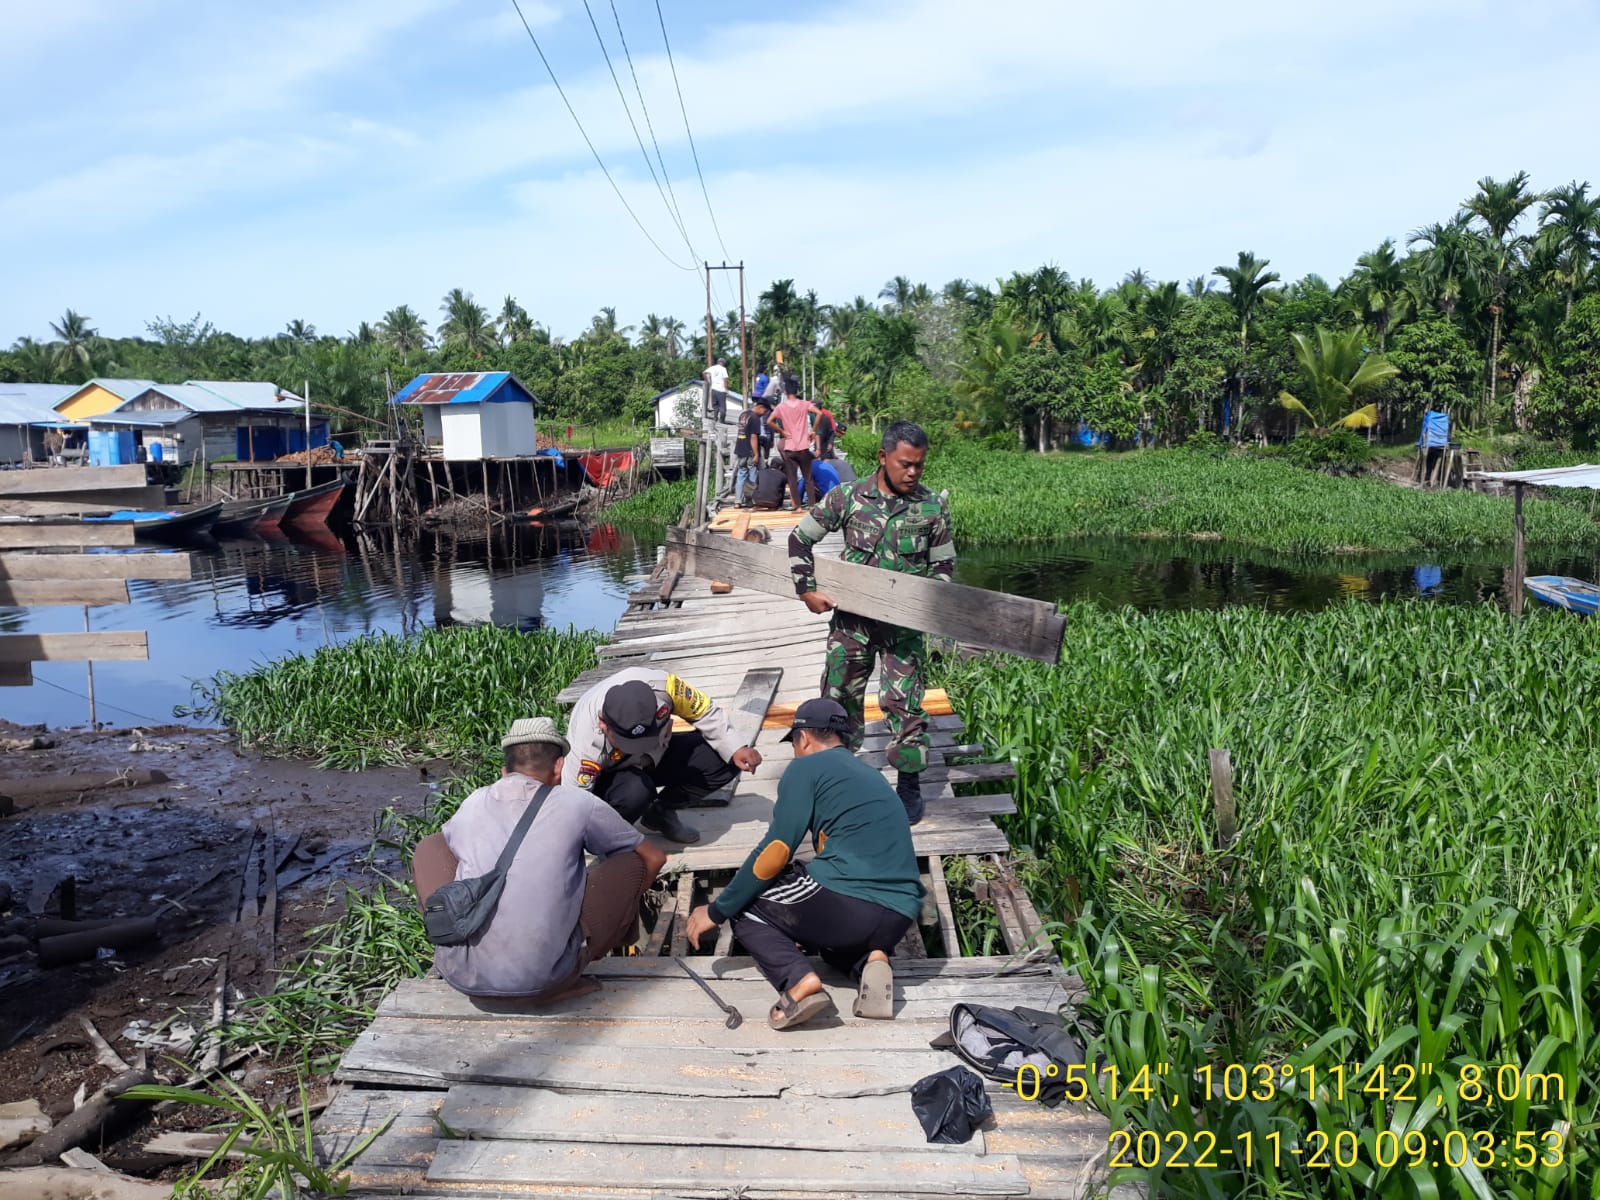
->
[788,474,955,595]
[562,666,742,791]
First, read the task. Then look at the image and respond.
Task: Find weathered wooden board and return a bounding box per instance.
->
[0,551,192,580]
[666,527,1066,663]
[670,818,1011,870]
[427,1139,1031,1195]
[0,662,33,686]
[0,631,148,663]
[0,466,148,496]
[0,523,138,549]
[339,1020,960,1097]
[580,952,1064,983]
[439,1084,974,1154]
[0,580,131,607]
[1,488,169,516]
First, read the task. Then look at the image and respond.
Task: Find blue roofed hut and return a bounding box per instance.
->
[393,372,539,461]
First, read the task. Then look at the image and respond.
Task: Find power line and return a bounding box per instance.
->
[654,0,732,262]
[608,0,695,252]
[580,0,697,260]
[508,0,694,273]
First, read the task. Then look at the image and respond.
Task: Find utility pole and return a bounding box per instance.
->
[738,261,748,403]
[700,261,748,525]
[303,379,312,491]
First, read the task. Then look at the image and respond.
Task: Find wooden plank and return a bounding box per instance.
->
[0,662,33,686]
[0,579,130,606]
[338,1020,963,1096]
[665,527,1066,663]
[0,551,192,580]
[427,1139,1030,1195]
[725,667,784,749]
[668,871,695,957]
[574,953,1061,982]
[641,880,679,957]
[439,1084,974,1155]
[0,488,169,516]
[0,466,148,496]
[671,821,1011,870]
[928,855,962,958]
[0,631,147,663]
[0,523,138,549]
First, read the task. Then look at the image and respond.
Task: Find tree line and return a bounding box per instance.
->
[6,170,1599,447]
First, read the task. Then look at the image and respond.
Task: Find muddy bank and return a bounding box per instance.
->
[0,720,441,1129]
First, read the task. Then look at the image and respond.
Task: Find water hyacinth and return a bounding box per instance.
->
[601,478,694,524]
[938,601,1600,1196]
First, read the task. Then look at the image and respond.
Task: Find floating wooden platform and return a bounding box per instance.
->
[317,528,1110,1197]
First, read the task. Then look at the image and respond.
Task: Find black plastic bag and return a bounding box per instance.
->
[910,1065,993,1144]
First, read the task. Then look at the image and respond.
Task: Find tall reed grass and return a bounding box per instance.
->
[938,602,1600,1195]
[601,478,693,524]
[838,429,1598,554]
[189,625,602,769]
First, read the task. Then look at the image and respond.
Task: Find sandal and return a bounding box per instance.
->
[768,988,836,1030]
[853,957,894,1019]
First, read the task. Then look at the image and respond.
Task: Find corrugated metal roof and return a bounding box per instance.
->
[0,393,62,424]
[392,371,538,406]
[119,381,306,416]
[90,409,192,427]
[186,380,304,409]
[0,383,76,409]
[1472,465,1600,490]
[651,379,746,403]
[82,378,159,400]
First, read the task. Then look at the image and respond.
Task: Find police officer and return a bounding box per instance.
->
[562,667,763,844]
[787,421,954,823]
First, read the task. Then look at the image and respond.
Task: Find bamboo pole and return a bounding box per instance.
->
[1511,482,1526,617]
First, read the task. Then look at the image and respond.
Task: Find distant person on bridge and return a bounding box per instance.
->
[787,421,954,823]
[684,698,924,1029]
[734,396,769,507]
[704,357,730,423]
[563,667,762,845]
[771,378,820,510]
[415,717,667,1005]
[750,454,789,511]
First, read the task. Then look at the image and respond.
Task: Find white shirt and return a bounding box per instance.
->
[705,363,729,393]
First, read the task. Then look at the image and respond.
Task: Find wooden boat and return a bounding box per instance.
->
[513,497,581,523]
[213,495,292,536]
[84,501,223,541]
[282,477,347,525]
[1524,575,1600,615]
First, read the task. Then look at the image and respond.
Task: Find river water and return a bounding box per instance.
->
[5,526,1589,729]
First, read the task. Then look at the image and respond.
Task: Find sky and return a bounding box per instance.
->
[4,0,1599,345]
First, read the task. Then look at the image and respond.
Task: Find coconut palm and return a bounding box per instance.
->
[1214,251,1281,435]
[378,305,429,364]
[284,318,317,344]
[878,275,915,313]
[10,336,60,382]
[1340,239,1411,351]
[1465,172,1539,412]
[1537,180,1600,317]
[1277,326,1399,429]
[1185,276,1218,298]
[1408,214,1489,318]
[499,295,533,346]
[1122,268,1152,292]
[639,313,667,357]
[941,278,976,306]
[438,289,495,357]
[348,321,376,346]
[49,310,98,373]
[662,317,686,359]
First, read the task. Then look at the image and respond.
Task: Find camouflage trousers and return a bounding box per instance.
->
[820,612,929,773]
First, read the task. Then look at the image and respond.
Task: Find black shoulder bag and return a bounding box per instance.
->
[423,784,551,947]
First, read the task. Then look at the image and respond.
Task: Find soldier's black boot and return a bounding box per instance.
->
[642,804,700,844]
[896,771,924,825]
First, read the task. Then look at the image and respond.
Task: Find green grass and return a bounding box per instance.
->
[549,418,650,449]
[600,478,693,525]
[187,625,602,769]
[839,429,1600,554]
[937,602,1600,1196]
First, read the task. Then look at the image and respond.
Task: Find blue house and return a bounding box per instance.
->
[393,372,539,461]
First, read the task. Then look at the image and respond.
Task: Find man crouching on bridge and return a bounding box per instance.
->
[684,698,925,1030]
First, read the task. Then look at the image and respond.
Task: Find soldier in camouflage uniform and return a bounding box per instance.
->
[788,421,954,823]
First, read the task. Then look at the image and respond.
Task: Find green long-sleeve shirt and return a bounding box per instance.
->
[708,746,924,924]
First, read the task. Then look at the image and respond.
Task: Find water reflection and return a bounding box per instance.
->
[4,522,662,729]
[953,536,1600,613]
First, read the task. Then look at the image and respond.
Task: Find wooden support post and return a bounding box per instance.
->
[1209,748,1236,850]
[668,872,695,958]
[927,854,961,957]
[1511,482,1526,617]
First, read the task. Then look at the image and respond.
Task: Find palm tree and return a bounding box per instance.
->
[878,275,915,313]
[1122,268,1152,291]
[1277,327,1399,430]
[348,321,376,346]
[822,297,872,350]
[378,305,429,364]
[1213,251,1281,437]
[438,288,495,357]
[662,317,686,359]
[1185,276,1218,298]
[1340,239,1410,351]
[1537,180,1600,317]
[640,313,667,357]
[49,310,98,373]
[1464,172,1539,413]
[498,295,533,346]
[10,336,59,383]
[941,279,976,306]
[1408,214,1488,318]
[284,319,317,344]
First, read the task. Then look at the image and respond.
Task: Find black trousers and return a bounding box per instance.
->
[595,731,737,824]
[710,390,728,422]
[731,864,913,993]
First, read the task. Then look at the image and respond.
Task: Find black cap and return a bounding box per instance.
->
[601,679,669,753]
[781,697,850,743]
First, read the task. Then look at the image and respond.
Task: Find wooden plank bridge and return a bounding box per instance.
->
[318,511,1113,1198]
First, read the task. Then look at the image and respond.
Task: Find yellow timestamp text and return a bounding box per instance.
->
[1107,1127,1566,1171]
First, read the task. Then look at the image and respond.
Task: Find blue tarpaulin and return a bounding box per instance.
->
[1418,411,1450,449]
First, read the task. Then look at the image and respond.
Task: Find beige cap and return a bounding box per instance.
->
[501,716,570,755]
